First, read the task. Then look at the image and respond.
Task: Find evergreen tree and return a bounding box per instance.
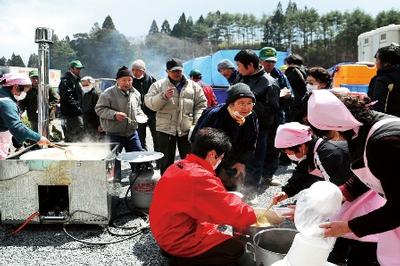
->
[171,13,188,38]
[160,20,171,34]
[27,53,39,68]
[50,35,77,73]
[0,56,7,66]
[376,9,400,28]
[149,20,159,35]
[102,15,116,30]
[7,53,25,67]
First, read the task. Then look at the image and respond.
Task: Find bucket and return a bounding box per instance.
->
[246,228,298,266]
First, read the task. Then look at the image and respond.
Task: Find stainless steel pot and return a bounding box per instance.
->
[245,228,298,266]
[234,208,285,239]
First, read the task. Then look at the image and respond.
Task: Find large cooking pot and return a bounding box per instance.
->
[245,228,298,266]
[235,207,285,239]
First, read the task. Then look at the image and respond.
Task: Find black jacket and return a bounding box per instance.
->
[191,104,258,165]
[19,86,59,122]
[282,137,352,197]
[345,111,400,237]
[285,65,307,105]
[132,73,156,116]
[368,65,400,117]
[58,72,83,117]
[241,68,280,131]
[82,88,100,132]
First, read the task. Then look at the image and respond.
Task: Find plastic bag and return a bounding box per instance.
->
[295,181,342,238]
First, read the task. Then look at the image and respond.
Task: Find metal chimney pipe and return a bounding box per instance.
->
[35,27,54,138]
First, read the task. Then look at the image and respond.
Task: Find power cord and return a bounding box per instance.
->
[63,210,148,245]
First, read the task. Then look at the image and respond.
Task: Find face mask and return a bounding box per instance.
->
[306,83,318,92]
[213,157,222,170]
[287,153,307,162]
[82,86,92,93]
[15,91,27,101]
[134,74,144,80]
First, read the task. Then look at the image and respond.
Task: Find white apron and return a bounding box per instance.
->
[0,130,12,160]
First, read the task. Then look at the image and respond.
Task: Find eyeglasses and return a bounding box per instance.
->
[234,102,255,108]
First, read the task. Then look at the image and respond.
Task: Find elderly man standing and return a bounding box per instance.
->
[131,59,157,152]
[145,58,207,174]
[81,76,103,141]
[58,60,85,142]
[95,66,144,181]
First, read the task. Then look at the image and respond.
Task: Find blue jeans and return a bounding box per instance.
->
[107,132,143,180]
[245,130,268,188]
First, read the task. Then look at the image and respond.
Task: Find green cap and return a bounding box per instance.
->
[189,69,202,78]
[29,69,39,77]
[259,47,277,62]
[69,60,84,69]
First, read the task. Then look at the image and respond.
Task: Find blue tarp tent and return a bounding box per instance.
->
[183,49,288,103]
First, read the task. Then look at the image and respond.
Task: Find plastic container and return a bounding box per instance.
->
[332,64,376,87]
[341,84,369,93]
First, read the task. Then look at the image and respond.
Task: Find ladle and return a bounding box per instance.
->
[49,142,66,150]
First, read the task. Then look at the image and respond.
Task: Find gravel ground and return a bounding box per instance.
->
[0,163,295,266]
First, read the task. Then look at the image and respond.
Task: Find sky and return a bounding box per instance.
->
[0,0,399,63]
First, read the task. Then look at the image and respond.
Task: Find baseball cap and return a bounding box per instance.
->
[259,47,277,62]
[166,58,183,71]
[69,60,84,69]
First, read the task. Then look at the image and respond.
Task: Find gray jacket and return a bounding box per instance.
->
[144,78,207,136]
[95,85,144,137]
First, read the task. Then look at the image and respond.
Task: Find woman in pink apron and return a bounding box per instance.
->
[274,122,380,265]
[308,89,400,266]
[0,73,50,159]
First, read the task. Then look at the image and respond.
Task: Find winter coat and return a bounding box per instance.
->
[149,154,256,257]
[58,71,83,117]
[95,85,144,137]
[368,65,400,117]
[144,77,207,136]
[132,73,157,116]
[19,86,59,123]
[241,68,280,131]
[282,137,352,197]
[227,69,242,85]
[191,104,258,165]
[285,65,307,105]
[197,81,218,107]
[82,88,100,133]
[0,87,40,142]
[342,111,400,237]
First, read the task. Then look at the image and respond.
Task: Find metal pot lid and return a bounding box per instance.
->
[116,151,164,162]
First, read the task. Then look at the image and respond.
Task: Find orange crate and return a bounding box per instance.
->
[333,64,376,87]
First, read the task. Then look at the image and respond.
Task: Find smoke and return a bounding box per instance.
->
[129,33,213,78]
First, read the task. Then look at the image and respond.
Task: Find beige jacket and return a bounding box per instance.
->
[145,77,207,136]
[95,85,144,137]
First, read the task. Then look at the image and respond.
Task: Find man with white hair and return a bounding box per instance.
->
[131,59,157,152]
[81,76,102,140]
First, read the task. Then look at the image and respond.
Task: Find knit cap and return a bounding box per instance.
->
[226,83,255,104]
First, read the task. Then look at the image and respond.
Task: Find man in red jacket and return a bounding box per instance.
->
[150,127,257,265]
[190,69,218,107]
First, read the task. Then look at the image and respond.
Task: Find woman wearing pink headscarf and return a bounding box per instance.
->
[308,89,400,266]
[0,73,50,159]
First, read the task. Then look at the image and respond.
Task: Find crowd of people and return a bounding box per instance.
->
[1,43,399,265]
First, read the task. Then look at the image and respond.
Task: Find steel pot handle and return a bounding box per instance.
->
[245,242,256,261]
